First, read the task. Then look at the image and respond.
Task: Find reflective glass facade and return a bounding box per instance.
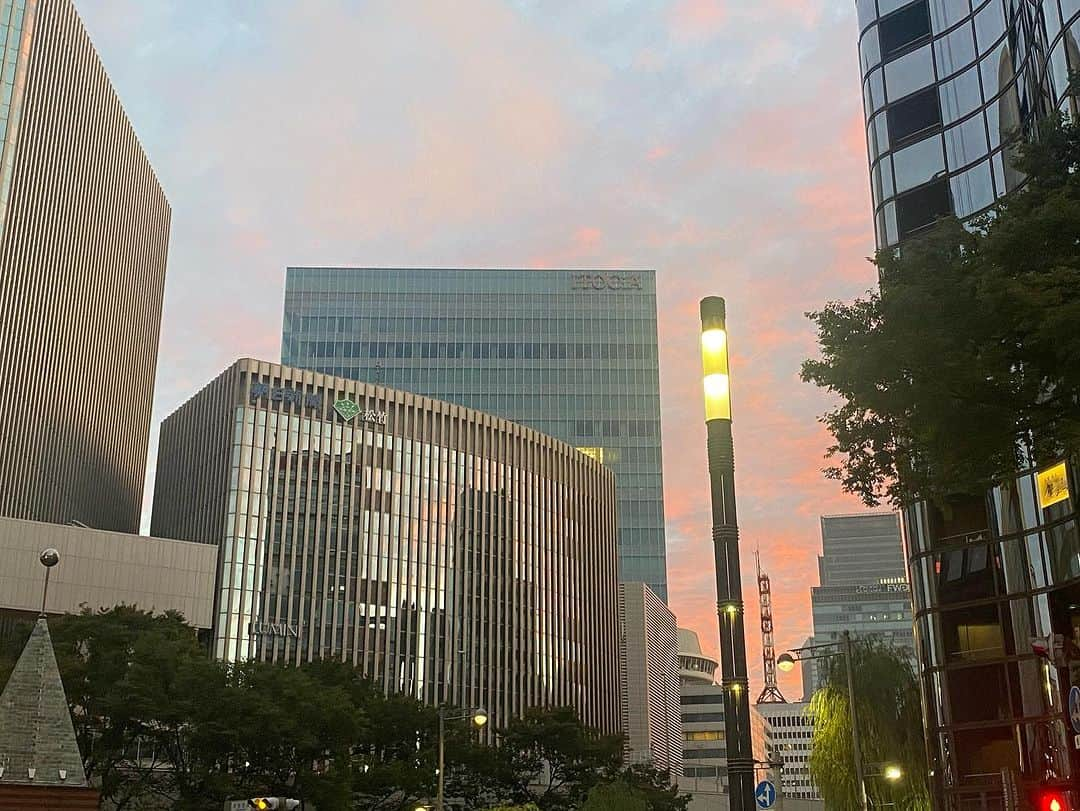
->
[280,268,668,600]
[151,359,622,734]
[808,514,915,688]
[856,4,1080,807]
[0,0,31,234]
[859,0,1080,246]
[904,460,1080,809]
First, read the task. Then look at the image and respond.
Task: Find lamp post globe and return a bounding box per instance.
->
[776,653,796,673]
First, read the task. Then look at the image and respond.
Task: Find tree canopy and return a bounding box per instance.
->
[579,780,650,811]
[0,606,687,810]
[802,114,1080,506]
[808,639,929,811]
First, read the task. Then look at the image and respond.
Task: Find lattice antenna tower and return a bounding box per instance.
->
[756,549,787,704]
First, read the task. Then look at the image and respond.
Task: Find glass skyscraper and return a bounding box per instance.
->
[280,268,668,599]
[810,513,914,662]
[859,0,1080,247]
[857,3,1080,806]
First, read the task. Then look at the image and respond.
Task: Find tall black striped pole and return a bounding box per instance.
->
[700,297,754,811]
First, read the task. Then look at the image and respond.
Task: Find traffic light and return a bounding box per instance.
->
[1037,790,1069,811]
[247,799,300,810]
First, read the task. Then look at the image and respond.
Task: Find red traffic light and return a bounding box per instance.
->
[1038,790,1069,811]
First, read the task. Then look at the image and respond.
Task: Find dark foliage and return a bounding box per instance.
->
[802,115,1080,506]
[0,607,689,810]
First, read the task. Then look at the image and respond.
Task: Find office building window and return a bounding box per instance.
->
[685,731,724,741]
[892,135,945,193]
[684,748,727,760]
[681,694,719,705]
[885,43,935,100]
[896,177,951,236]
[683,712,726,723]
[888,86,942,144]
[934,22,977,79]
[880,1,932,60]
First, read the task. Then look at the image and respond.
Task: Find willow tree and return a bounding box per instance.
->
[808,639,929,811]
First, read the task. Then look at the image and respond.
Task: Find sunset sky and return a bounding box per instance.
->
[83,0,877,700]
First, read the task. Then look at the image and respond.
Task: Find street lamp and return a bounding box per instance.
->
[39,547,59,616]
[779,631,868,811]
[700,296,754,811]
[436,707,488,811]
[883,764,903,782]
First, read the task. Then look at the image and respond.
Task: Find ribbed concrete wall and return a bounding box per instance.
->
[621,582,682,775]
[152,359,623,735]
[0,0,170,533]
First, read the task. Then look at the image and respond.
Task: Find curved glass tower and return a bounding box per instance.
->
[856,3,1080,809]
[904,464,1080,810]
[858,0,1080,247]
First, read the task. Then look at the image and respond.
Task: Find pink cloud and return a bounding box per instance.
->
[81,0,881,702]
[670,0,727,39]
[576,226,603,248]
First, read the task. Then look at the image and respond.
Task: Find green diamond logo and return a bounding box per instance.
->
[333,398,361,421]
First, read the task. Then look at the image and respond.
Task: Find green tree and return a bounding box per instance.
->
[47,605,211,809]
[808,638,929,811]
[579,780,649,811]
[802,114,1080,506]
[11,607,366,809]
[220,660,363,810]
[350,690,438,810]
[498,706,622,811]
[347,687,511,811]
[1,608,692,810]
[619,764,690,811]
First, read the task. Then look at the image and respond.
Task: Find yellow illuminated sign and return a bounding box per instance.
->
[577,447,604,464]
[1037,462,1070,509]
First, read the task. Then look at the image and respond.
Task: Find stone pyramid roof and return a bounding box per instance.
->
[0,618,88,787]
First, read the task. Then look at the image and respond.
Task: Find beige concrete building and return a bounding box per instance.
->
[754,700,821,803]
[0,0,171,533]
[0,516,217,630]
[620,583,681,776]
[677,627,727,795]
[151,359,622,734]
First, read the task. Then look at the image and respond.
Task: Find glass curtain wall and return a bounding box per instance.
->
[859,0,1080,247]
[904,458,1080,809]
[281,268,668,600]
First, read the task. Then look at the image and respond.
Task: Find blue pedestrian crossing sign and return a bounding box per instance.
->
[755,780,777,809]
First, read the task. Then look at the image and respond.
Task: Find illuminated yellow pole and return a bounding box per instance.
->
[701,297,754,811]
